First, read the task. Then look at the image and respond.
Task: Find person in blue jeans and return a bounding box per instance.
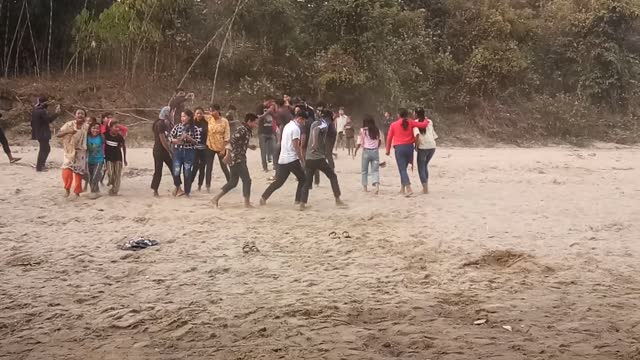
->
[353,115,382,194]
[170,110,201,197]
[413,108,437,194]
[385,108,429,196]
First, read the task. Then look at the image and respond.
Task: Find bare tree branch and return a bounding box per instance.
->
[4,0,26,78]
[177,0,248,90]
[210,0,244,103]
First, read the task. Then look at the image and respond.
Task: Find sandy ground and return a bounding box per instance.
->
[1,143,639,360]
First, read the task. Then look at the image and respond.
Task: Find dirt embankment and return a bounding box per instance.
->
[0,76,176,145]
[2,76,640,147]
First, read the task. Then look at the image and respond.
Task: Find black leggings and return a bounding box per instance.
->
[191,148,207,187]
[205,148,230,188]
[262,160,306,203]
[151,148,179,191]
[0,127,10,155]
[302,158,341,204]
[221,160,251,198]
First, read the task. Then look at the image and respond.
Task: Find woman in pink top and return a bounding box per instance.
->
[385,108,429,196]
[353,115,382,194]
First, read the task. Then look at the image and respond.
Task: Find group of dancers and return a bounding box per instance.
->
[13,92,438,208]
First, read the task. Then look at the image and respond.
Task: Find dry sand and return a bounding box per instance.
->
[1,143,639,360]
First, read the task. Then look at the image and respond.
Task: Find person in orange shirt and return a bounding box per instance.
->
[205,104,231,192]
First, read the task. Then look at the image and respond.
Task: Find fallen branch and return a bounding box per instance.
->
[115,111,153,122]
[126,120,154,127]
[70,105,160,112]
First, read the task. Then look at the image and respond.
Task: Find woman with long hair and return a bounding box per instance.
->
[385,108,429,196]
[414,108,438,194]
[353,115,382,194]
[169,110,201,197]
[191,107,209,191]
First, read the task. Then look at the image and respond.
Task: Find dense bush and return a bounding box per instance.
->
[1,0,639,141]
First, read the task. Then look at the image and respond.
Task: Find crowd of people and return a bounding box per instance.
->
[1,91,438,209]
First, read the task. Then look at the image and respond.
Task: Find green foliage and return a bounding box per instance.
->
[3,0,640,141]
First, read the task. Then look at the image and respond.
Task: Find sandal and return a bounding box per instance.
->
[242,243,252,254]
[329,231,341,240]
[342,231,352,239]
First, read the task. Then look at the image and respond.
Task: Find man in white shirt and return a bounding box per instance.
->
[335,107,348,150]
[260,114,307,206]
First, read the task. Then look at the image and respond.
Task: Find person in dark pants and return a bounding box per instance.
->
[258,102,276,172]
[381,111,393,144]
[31,96,60,171]
[0,114,21,163]
[260,114,306,206]
[151,107,180,196]
[191,108,209,191]
[204,104,231,190]
[299,110,346,211]
[212,113,259,208]
[273,99,293,175]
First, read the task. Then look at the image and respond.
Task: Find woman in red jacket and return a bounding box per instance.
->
[385,108,429,196]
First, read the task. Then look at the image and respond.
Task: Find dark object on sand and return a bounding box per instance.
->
[119,237,159,251]
[329,231,352,240]
[242,240,260,254]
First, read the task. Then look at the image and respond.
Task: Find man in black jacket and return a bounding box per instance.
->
[30,96,60,172]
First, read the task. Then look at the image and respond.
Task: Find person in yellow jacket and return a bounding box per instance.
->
[204,104,231,192]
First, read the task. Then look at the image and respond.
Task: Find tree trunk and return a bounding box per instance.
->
[0,0,4,71]
[4,0,25,78]
[211,0,243,103]
[153,43,159,80]
[97,48,102,76]
[25,1,40,77]
[74,49,78,77]
[47,0,52,75]
[63,49,78,75]
[14,19,27,77]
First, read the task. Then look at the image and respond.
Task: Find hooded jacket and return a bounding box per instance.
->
[31,102,58,141]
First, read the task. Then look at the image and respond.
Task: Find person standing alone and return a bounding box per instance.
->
[31,96,61,172]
